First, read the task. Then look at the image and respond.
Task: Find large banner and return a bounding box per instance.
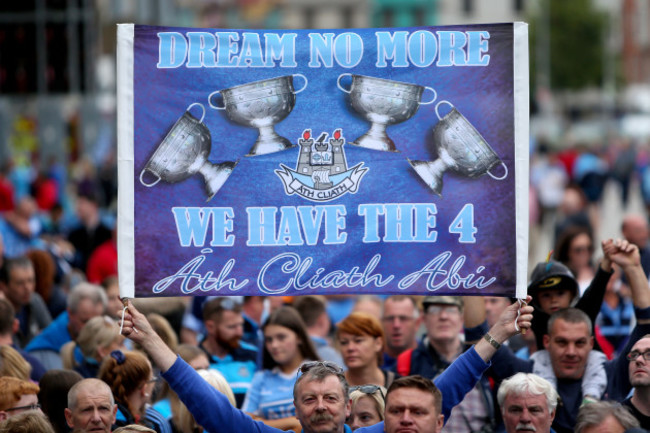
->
[117,23,529,299]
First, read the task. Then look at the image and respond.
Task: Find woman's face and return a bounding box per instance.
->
[349,395,382,430]
[264,324,302,366]
[568,233,593,268]
[338,332,383,369]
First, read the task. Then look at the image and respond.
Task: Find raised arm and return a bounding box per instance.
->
[602,238,650,310]
[121,300,177,372]
[474,295,533,362]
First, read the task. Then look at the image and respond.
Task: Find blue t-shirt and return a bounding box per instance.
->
[242,367,298,419]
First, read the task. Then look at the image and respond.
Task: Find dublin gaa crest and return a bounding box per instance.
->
[276,129,368,202]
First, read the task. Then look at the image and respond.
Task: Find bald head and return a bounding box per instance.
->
[67,379,114,409]
[65,379,116,433]
[622,215,649,249]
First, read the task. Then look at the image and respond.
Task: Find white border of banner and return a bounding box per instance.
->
[514,22,530,300]
[117,24,135,299]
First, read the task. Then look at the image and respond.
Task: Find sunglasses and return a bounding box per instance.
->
[6,403,41,412]
[350,385,385,401]
[216,298,242,311]
[298,360,344,376]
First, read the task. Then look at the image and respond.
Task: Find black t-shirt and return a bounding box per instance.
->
[552,378,583,433]
[624,397,650,430]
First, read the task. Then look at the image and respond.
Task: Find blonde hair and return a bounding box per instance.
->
[173,369,235,432]
[0,410,55,433]
[350,387,386,422]
[0,346,31,381]
[112,425,156,433]
[61,316,123,369]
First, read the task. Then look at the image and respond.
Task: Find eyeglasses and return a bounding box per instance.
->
[5,403,41,412]
[627,350,650,361]
[350,385,385,401]
[146,376,160,384]
[426,305,460,315]
[298,360,344,376]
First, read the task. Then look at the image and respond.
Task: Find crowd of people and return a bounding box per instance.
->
[1,137,650,433]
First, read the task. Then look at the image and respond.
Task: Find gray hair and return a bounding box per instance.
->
[67,282,107,313]
[293,361,349,402]
[547,308,592,336]
[67,378,114,409]
[575,401,639,432]
[497,373,559,413]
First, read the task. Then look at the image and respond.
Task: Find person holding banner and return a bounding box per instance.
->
[119,295,532,433]
[242,305,319,430]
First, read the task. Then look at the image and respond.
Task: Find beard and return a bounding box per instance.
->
[216,333,241,351]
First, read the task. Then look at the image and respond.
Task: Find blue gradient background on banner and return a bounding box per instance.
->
[131,24,517,297]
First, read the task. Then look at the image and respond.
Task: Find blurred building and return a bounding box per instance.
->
[0,0,648,169]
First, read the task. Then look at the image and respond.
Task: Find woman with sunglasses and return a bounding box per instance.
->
[347,385,386,430]
[242,306,320,430]
[337,312,396,389]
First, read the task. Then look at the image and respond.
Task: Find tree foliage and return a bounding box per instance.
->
[529,0,608,90]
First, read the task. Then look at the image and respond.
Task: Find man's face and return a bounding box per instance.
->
[502,391,554,433]
[3,265,35,309]
[423,304,463,345]
[382,298,420,355]
[68,299,105,340]
[579,414,626,433]
[536,288,573,315]
[64,387,116,433]
[294,375,350,433]
[543,319,593,380]
[628,337,650,387]
[212,310,244,351]
[384,387,444,433]
[485,297,511,328]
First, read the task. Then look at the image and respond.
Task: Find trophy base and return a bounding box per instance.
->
[200,161,237,201]
[247,134,295,156]
[409,159,444,196]
[351,130,398,152]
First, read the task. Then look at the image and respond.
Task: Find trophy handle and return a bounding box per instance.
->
[435,100,454,120]
[488,162,508,181]
[208,90,226,110]
[139,168,161,188]
[419,87,437,105]
[337,73,352,94]
[186,102,206,123]
[292,74,308,94]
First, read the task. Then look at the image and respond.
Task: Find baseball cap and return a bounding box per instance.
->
[422,296,463,309]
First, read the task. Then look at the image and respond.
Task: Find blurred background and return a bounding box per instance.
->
[0,0,649,270]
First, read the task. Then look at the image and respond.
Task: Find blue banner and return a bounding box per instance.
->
[117,23,529,299]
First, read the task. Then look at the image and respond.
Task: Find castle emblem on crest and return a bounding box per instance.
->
[275,129,368,202]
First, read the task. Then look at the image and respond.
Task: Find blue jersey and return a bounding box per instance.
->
[201,341,259,408]
[242,368,297,419]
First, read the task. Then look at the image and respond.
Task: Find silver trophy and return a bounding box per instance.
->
[139,103,237,201]
[409,100,508,196]
[209,74,308,156]
[337,74,436,152]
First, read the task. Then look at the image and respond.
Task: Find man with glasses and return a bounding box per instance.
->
[199,297,259,407]
[381,296,421,370]
[623,335,650,429]
[396,296,498,432]
[119,295,532,433]
[0,376,41,422]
